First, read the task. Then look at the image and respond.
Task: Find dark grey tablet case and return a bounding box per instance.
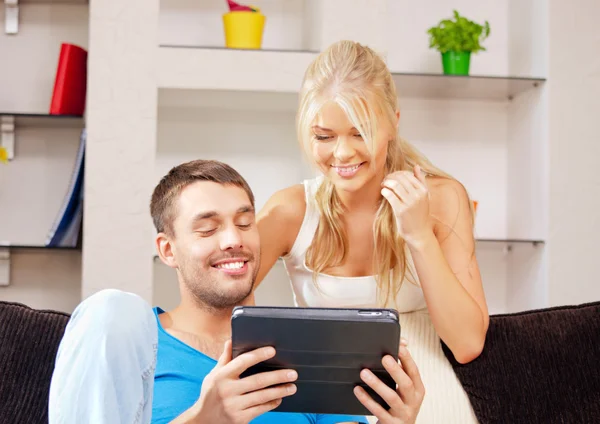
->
[231,306,400,416]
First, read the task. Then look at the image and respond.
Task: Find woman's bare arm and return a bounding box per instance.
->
[255,185,306,287]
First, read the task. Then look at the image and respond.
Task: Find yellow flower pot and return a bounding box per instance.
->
[0,146,8,163]
[222,10,266,49]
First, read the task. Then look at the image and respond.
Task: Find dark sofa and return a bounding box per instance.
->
[1,299,599,424]
[442,301,600,424]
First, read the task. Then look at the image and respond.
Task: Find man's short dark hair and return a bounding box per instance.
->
[150,159,255,235]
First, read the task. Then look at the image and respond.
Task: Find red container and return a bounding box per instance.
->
[49,43,88,116]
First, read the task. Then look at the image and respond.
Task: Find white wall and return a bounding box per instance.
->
[82,0,159,302]
[160,0,307,50]
[547,0,600,306]
[0,4,89,112]
[155,89,312,212]
[0,250,81,313]
[386,1,509,75]
[0,4,87,312]
[399,98,508,239]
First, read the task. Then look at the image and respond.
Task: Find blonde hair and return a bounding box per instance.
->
[297,40,466,307]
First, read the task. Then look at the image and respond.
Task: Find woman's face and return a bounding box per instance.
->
[311,101,395,194]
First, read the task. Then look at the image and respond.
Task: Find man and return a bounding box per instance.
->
[49,159,424,423]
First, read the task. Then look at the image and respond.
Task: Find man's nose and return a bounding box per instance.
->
[219,225,244,250]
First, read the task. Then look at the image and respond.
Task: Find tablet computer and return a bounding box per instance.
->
[231,306,400,416]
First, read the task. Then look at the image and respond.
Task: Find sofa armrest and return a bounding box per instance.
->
[0,301,70,424]
[442,301,600,424]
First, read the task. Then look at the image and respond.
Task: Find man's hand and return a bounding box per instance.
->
[171,340,298,424]
[353,340,425,424]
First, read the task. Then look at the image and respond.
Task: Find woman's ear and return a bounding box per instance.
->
[395,110,400,129]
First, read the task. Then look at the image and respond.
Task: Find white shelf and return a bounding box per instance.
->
[157,46,317,93]
[392,73,544,101]
[20,0,87,3]
[4,0,88,35]
[157,46,545,101]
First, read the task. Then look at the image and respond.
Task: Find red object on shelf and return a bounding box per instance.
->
[49,43,88,116]
[227,0,255,12]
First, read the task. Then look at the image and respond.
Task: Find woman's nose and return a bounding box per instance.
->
[333,137,355,162]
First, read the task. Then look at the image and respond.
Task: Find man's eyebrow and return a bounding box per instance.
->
[238,205,255,214]
[192,206,254,222]
[192,211,218,222]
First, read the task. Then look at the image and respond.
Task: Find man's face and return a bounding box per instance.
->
[167,181,260,310]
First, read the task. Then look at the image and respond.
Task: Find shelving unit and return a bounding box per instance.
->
[148,0,553,316]
[0,0,88,309]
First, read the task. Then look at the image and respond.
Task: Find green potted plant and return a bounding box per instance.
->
[427,10,490,75]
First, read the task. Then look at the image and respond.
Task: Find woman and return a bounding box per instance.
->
[256,40,488,423]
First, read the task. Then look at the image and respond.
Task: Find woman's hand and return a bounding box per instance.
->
[381,165,433,249]
[353,340,425,424]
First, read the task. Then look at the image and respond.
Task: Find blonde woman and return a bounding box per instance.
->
[256,40,488,423]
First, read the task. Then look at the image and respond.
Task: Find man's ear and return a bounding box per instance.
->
[155,232,178,269]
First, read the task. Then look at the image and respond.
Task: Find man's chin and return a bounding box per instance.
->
[214,287,253,309]
[213,274,255,303]
[183,263,258,309]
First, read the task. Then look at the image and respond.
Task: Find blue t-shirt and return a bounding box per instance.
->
[151,307,368,424]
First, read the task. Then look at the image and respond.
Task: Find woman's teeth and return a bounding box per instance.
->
[334,163,362,177]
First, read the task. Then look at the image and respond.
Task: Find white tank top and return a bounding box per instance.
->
[281,177,479,423]
[281,176,428,313]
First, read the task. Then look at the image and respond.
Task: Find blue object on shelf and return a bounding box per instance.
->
[46,128,86,248]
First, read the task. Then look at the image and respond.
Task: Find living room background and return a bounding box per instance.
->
[0,0,598,314]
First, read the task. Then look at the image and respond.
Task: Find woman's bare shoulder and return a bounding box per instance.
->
[257,184,307,255]
[260,184,306,221]
[427,176,473,232]
[428,177,470,206]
